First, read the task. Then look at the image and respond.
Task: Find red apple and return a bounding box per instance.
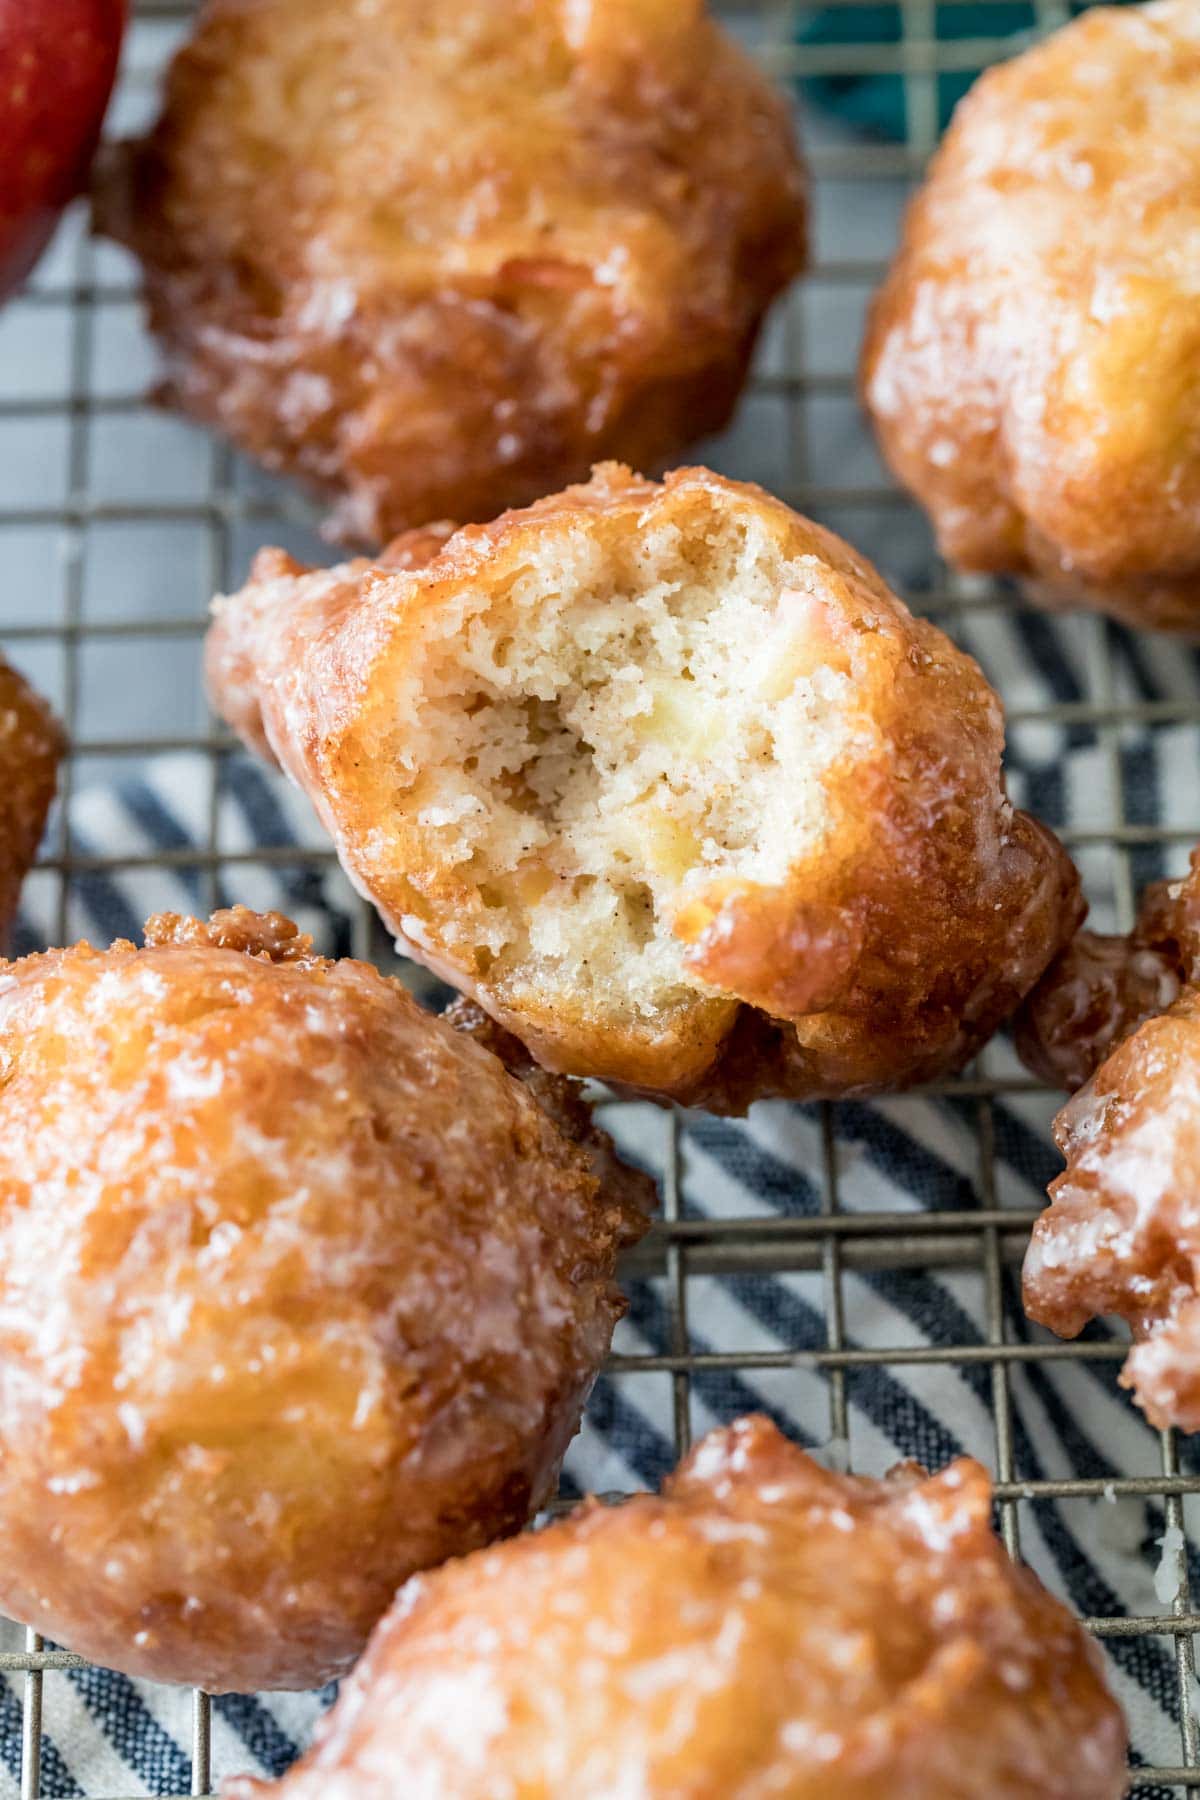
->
[0,0,126,300]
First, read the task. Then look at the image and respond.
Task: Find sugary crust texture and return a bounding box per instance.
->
[1021,847,1200,1431]
[207,464,1081,1110]
[223,1415,1127,1800]
[0,657,63,944]
[861,0,1200,631]
[0,907,641,1691]
[442,996,656,1226]
[1024,977,1200,1431]
[1016,848,1200,1090]
[93,0,806,544]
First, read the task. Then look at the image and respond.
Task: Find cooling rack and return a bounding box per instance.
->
[1,0,1198,1793]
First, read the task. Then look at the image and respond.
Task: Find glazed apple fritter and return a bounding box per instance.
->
[224,1415,1127,1800]
[862,0,1200,631]
[1025,973,1200,1433]
[95,0,807,543]
[0,907,646,1691]
[1018,848,1200,1432]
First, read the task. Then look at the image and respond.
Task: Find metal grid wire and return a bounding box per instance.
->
[1,0,1197,1792]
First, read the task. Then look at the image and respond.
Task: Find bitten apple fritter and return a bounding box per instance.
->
[862,0,1200,631]
[0,907,646,1691]
[207,464,1081,1109]
[224,1416,1127,1800]
[94,0,806,543]
[0,655,62,942]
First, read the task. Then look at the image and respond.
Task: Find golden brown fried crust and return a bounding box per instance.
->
[1016,849,1200,1090]
[442,996,655,1239]
[207,463,1081,1110]
[141,904,317,961]
[1024,985,1200,1432]
[0,907,642,1691]
[0,658,62,945]
[93,0,806,544]
[675,800,1080,1113]
[861,0,1200,632]
[223,1415,1126,1800]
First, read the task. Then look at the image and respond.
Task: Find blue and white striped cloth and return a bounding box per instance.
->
[5,597,1200,1796]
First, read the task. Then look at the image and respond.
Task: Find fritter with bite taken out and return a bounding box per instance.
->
[208,463,1081,1109]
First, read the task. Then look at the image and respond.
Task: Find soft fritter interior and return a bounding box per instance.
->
[396,508,861,1016]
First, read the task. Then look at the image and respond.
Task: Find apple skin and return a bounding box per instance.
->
[0,0,126,300]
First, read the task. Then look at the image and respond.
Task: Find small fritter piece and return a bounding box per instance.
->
[862,0,1200,631]
[94,0,806,544]
[0,656,62,943]
[1025,980,1200,1431]
[207,464,1081,1110]
[1017,848,1200,1089]
[224,1415,1127,1800]
[0,907,643,1692]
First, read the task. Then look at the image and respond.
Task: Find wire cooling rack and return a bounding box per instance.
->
[1,0,1198,1793]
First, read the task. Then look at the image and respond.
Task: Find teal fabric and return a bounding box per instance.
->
[798,3,1134,140]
